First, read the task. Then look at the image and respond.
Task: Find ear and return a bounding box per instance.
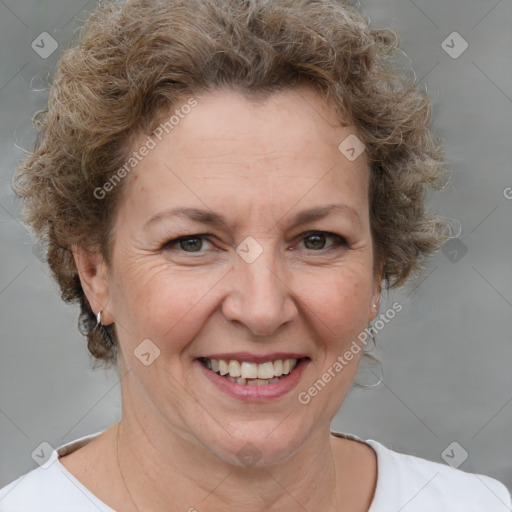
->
[72,244,114,325]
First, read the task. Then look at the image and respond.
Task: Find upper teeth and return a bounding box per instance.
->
[206,358,298,379]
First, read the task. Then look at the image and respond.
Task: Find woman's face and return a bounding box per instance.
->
[84,86,381,464]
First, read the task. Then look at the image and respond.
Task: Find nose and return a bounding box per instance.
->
[221,247,298,337]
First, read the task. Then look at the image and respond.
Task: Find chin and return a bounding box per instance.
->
[193,418,316,468]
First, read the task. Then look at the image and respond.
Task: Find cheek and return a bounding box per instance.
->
[295,266,372,346]
[112,259,223,348]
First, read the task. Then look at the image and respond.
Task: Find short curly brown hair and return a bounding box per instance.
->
[12,0,448,369]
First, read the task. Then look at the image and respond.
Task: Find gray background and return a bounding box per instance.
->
[1,0,511,498]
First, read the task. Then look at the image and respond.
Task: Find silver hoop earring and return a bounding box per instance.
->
[96,310,102,326]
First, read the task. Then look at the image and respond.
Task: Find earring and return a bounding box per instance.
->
[95,310,115,347]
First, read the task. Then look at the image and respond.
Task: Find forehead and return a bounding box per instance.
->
[165,87,358,164]
[120,86,370,219]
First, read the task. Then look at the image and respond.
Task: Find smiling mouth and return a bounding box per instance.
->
[197,357,309,386]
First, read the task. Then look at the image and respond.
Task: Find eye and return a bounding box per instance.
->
[162,234,213,253]
[298,231,347,251]
[161,231,347,255]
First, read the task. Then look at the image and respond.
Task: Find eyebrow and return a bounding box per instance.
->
[144,203,361,230]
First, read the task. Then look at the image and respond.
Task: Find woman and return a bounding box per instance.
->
[1,0,510,510]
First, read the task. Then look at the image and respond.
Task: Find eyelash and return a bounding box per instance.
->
[161,231,347,254]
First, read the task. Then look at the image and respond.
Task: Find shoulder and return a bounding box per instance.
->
[331,431,511,512]
[0,465,90,512]
[367,437,512,512]
[0,431,114,512]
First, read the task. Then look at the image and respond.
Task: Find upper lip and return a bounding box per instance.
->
[198,352,309,364]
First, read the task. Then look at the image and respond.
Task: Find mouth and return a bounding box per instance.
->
[197,356,310,386]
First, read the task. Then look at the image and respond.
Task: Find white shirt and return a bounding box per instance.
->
[0,430,510,512]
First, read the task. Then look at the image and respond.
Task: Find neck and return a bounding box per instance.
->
[114,385,342,512]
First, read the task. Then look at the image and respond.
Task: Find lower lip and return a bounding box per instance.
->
[195,359,310,402]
